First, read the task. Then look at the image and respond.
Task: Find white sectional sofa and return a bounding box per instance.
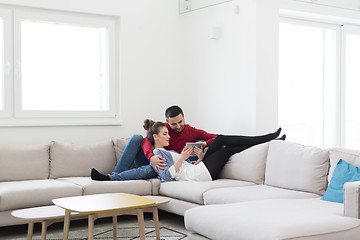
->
[1,137,360,240]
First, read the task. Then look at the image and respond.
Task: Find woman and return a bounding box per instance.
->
[144,119,284,182]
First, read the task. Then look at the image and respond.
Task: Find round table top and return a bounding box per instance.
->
[11,205,81,220]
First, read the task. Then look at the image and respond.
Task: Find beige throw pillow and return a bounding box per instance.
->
[112,137,130,162]
[0,144,50,181]
[265,141,330,195]
[219,142,269,184]
[49,140,117,178]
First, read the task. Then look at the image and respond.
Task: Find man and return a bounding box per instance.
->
[91,105,217,181]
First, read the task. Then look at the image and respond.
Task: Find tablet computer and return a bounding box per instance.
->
[185,142,203,156]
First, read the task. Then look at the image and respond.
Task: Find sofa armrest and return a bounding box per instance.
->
[344,181,360,218]
[148,178,161,195]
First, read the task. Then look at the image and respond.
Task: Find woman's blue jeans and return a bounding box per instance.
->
[109,134,158,181]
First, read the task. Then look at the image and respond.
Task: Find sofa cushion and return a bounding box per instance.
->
[56,177,152,196]
[265,141,329,195]
[218,142,269,184]
[0,144,49,181]
[322,159,360,203]
[203,185,320,205]
[159,179,255,205]
[328,147,360,185]
[49,140,117,178]
[0,179,82,211]
[158,197,200,217]
[185,198,359,240]
[112,137,129,162]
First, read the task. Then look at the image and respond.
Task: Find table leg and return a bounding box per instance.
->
[63,210,71,240]
[41,221,47,240]
[27,221,34,240]
[88,214,95,240]
[136,208,146,240]
[112,215,117,239]
[152,207,160,240]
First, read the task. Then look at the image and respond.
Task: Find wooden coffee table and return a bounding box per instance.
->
[52,193,169,240]
[11,205,87,240]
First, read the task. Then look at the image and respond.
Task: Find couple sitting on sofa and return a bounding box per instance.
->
[91,105,285,182]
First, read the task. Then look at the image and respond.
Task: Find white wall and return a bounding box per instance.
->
[1,0,360,145]
[0,0,261,145]
[255,0,279,134]
[173,0,258,135]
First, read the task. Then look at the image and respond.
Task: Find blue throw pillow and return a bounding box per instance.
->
[322,159,360,203]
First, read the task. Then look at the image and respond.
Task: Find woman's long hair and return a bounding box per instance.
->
[143,119,166,145]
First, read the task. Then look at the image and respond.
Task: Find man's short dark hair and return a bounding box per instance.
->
[165,105,183,119]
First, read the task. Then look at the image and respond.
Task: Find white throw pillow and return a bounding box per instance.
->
[0,144,49,181]
[219,142,269,184]
[328,148,360,184]
[49,140,117,178]
[265,141,329,195]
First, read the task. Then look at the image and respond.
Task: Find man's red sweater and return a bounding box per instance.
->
[141,123,218,160]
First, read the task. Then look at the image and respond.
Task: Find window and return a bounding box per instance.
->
[344,26,360,149]
[0,6,119,125]
[20,21,108,112]
[279,18,360,149]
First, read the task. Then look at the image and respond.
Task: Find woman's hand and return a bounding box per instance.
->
[150,155,167,172]
[181,147,193,159]
[173,147,193,172]
[193,146,204,165]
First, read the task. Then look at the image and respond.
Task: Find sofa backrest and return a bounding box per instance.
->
[49,140,117,178]
[0,144,50,181]
[264,141,330,195]
[219,142,269,184]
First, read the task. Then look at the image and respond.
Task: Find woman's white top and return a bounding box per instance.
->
[168,151,212,181]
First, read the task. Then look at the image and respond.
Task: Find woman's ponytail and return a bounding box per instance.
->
[143,119,155,131]
[143,119,166,145]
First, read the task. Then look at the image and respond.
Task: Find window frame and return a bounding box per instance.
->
[340,24,360,148]
[0,5,121,126]
[0,7,12,118]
